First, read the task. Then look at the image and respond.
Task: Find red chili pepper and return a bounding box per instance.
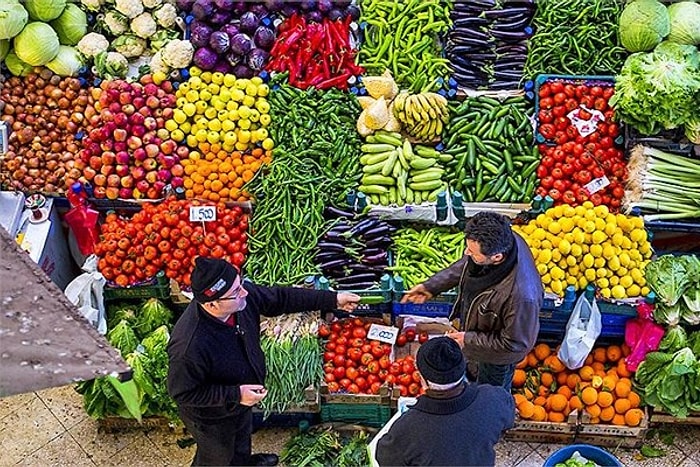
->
[315,72,351,90]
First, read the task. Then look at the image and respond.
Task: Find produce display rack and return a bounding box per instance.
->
[577,409,649,449]
[504,412,578,445]
[319,382,393,428]
[103,271,171,301]
[624,125,698,157]
[598,299,638,340]
[650,409,700,426]
[316,275,393,318]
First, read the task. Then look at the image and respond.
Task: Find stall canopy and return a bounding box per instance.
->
[0,225,128,397]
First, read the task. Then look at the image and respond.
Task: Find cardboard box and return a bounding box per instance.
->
[18,198,79,290]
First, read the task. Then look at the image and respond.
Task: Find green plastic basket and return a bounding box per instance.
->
[103,271,170,301]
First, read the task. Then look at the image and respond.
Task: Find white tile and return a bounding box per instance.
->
[36,384,88,430]
[17,431,96,466]
[495,440,534,466]
[0,396,65,465]
[106,436,170,467]
[68,418,142,466]
[0,392,36,421]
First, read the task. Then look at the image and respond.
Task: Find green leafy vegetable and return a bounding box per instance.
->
[107,319,139,355]
[659,325,687,353]
[4,51,33,76]
[645,255,695,307]
[25,0,66,22]
[105,376,142,422]
[0,39,9,61]
[13,21,60,66]
[667,1,700,46]
[0,0,28,40]
[50,3,87,46]
[46,45,83,76]
[136,298,172,338]
[619,0,670,52]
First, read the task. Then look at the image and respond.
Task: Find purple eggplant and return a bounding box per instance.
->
[324,205,355,219]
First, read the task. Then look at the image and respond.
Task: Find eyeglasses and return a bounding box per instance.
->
[215,285,244,302]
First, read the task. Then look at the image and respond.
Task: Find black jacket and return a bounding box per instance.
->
[423,233,543,365]
[375,383,515,466]
[167,283,336,422]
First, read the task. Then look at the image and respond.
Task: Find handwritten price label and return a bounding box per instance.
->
[584,176,610,195]
[189,206,217,222]
[367,323,399,344]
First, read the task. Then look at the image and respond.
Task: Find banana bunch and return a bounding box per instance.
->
[393,91,449,143]
[358,130,453,206]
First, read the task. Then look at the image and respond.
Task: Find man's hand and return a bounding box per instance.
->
[337,292,361,312]
[446,331,465,348]
[400,284,433,304]
[239,385,267,406]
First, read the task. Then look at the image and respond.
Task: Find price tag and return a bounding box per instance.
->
[367,323,399,344]
[584,176,610,195]
[0,122,8,155]
[189,205,217,222]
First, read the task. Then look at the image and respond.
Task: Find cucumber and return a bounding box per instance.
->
[361,143,396,153]
[373,133,403,147]
[402,139,415,161]
[411,170,444,183]
[396,146,410,170]
[415,145,441,159]
[363,160,387,174]
[382,150,399,177]
[360,150,394,166]
[409,157,437,170]
[359,184,389,194]
[409,180,443,191]
[362,174,395,186]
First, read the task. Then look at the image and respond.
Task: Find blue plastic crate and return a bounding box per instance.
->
[392,289,457,320]
[315,275,393,317]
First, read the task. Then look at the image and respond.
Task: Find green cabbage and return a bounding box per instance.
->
[667,1,700,45]
[50,3,87,46]
[0,39,8,60]
[46,45,83,76]
[135,298,172,337]
[4,51,33,76]
[13,21,60,66]
[25,0,66,22]
[107,319,139,355]
[0,1,28,40]
[619,0,670,52]
[659,325,688,353]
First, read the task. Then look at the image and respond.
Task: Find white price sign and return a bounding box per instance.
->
[0,122,8,155]
[584,176,610,195]
[367,323,399,345]
[189,206,217,222]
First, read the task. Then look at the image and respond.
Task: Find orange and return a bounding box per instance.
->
[593,347,607,363]
[549,412,566,423]
[527,353,539,368]
[628,392,641,408]
[625,408,644,427]
[541,372,555,388]
[516,356,528,369]
[534,396,547,407]
[557,371,569,386]
[534,343,552,361]
[591,375,603,389]
[579,365,595,381]
[581,387,598,405]
[606,345,622,363]
[614,381,632,398]
[566,374,581,390]
[556,386,572,399]
[550,394,568,412]
[602,375,618,392]
[569,395,584,411]
[513,393,527,407]
[512,369,527,388]
[532,405,547,422]
[591,361,606,373]
[612,414,626,426]
[523,387,535,401]
[518,400,535,419]
[600,406,616,422]
[597,391,614,408]
[621,342,632,357]
[585,354,594,366]
[617,359,631,378]
[545,355,566,373]
[614,398,631,414]
[585,404,601,418]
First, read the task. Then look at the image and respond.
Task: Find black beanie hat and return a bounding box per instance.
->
[191,257,238,303]
[416,336,466,385]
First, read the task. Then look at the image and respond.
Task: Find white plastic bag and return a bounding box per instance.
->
[64,255,107,335]
[558,292,601,370]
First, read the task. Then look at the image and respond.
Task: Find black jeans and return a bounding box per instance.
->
[181,408,253,466]
[477,362,516,391]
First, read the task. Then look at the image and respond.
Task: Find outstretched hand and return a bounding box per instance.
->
[400,284,433,304]
[337,292,361,312]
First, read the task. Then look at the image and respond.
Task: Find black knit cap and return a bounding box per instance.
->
[190,257,238,303]
[416,336,466,385]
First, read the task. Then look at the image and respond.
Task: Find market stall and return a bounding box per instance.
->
[1,0,699,462]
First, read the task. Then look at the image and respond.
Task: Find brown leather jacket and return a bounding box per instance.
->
[423,233,542,365]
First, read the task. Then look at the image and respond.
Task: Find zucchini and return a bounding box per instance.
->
[362,174,395,186]
[409,180,443,191]
[361,143,396,153]
[409,157,437,170]
[359,184,389,195]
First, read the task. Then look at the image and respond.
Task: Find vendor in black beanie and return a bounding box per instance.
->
[167,257,360,467]
[373,337,515,466]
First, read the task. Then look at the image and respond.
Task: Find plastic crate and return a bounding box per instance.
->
[624,125,697,157]
[320,402,392,428]
[534,74,619,145]
[253,411,319,431]
[392,289,457,320]
[315,275,393,317]
[599,299,637,339]
[103,271,170,301]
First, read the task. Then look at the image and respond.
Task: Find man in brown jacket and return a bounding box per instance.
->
[402,211,542,389]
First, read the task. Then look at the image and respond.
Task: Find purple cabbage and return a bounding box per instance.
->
[265,0,284,11]
[230,33,252,55]
[333,0,351,7]
[249,4,268,17]
[233,1,247,15]
[192,0,214,19]
[209,31,230,54]
[253,26,275,50]
[232,64,254,78]
[239,12,259,34]
[281,4,297,17]
[307,10,323,22]
[210,10,232,24]
[190,21,213,48]
[213,0,234,9]
[327,8,343,21]
[317,0,332,12]
[226,50,243,67]
[213,61,232,74]
[176,0,195,11]
[221,23,240,40]
[193,47,218,70]
[346,4,360,21]
[300,0,316,11]
[246,48,269,71]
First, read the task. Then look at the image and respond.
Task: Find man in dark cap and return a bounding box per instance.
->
[372,337,515,466]
[401,211,542,389]
[167,257,360,466]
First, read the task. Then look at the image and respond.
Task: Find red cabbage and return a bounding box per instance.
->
[193,47,218,69]
[230,33,252,55]
[176,0,195,11]
[307,11,323,22]
[226,50,243,66]
[246,48,269,71]
[318,0,332,13]
[333,0,351,7]
[210,11,232,25]
[209,31,230,54]
[346,4,360,21]
[265,0,284,11]
[239,12,259,34]
[327,8,343,21]
[232,64,253,78]
[192,0,214,20]
[221,23,240,39]
[213,61,232,74]
[233,1,247,15]
[253,26,275,50]
[213,0,234,9]
[190,21,213,48]
[300,0,316,11]
[250,4,268,17]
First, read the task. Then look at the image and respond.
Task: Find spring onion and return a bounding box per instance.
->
[624,145,700,221]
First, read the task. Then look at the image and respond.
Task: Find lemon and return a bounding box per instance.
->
[585,268,596,282]
[599,287,611,299]
[262,138,274,150]
[607,256,620,271]
[255,100,270,114]
[165,119,178,131]
[597,277,609,289]
[245,83,258,96]
[583,254,595,268]
[610,285,625,299]
[550,235,561,248]
[584,210,597,221]
[207,119,221,131]
[583,220,597,233]
[558,239,571,255]
[223,131,237,146]
[622,237,632,249]
[566,256,578,267]
[195,101,208,113]
[567,276,578,286]
[186,134,198,147]
[559,218,575,233]
[619,275,633,288]
[548,221,562,235]
[551,280,564,295]
[596,268,608,278]
[537,263,548,275]
[237,129,251,144]
[594,257,606,268]
[630,228,646,243]
[573,228,585,244]
[541,239,553,250]
[204,107,218,120]
[578,277,589,289]
[641,286,650,296]
[551,266,566,281]
[574,205,587,217]
[571,244,583,257]
[541,273,552,285]
[207,83,220,95]
[227,109,240,121]
[533,228,547,241]
[170,129,185,142]
[538,250,552,264]
[530,239,541,249]
[602,244,615,258]
[186,89,199,102]
[594,218,607,231]
[551,205,564,218]
[206,131,220,144]
[195,129,208,143]
[221,119,235,132]
[627,284,641,297]
[551,249,562,262]
[235,78,249,90]
[173,108,188,122]
[639,243,652,257]
[536,213,550,227]
[563,205,576,217]
[189,76,202,89]
[238,118,251,130]
[590,244,603,257]
[243,95,256,107]
[617,267,628,277]
[609,276,619,286]
[257,83,270,96]
[604,222,617,236]
[591,231,607,244]
[231,88,245,102]
[212,99,226,111]
[211,72,224,85]
[249,109,260,123]
[253,128,268,141]
[226,100,239,111]
[593,205,609,217]
[238,106,252,119]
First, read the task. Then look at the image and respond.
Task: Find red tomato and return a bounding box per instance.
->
[370,382,382,395]
[379,355,391,369]
[333,355,346,367]
[355,377,368,390]
[398,373,413,386]
[324,373,335,383]
[352,327,367,339]
[389,362,402,376]
[405,329,416,342]
[346,367,359,380]
[350,338,364,348]
[371,345,384,358]
[335,344,347,356]
[402,360,416,374]
[327,381,340,392]
[367,361,380,374]
[347,348,362,362]
[318,324,331,338]
[361,353,374,366]
[339,378,352,389]
[396,334,407,347]
[408,383,421,396]
[323,351,336,362]
[418,332,429,344]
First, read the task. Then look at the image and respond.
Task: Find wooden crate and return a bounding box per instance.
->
[576,409,649,448]
[504,412,578,444]
[651,409,700,426]
[320,381,392,405]
[97,416,173,433]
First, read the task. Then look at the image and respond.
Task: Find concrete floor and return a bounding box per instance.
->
[0,384,699,466]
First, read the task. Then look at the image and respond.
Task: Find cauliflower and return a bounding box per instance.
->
[111,34,147,58]
[149,50,169,74]
[153,3,177,28]
[101,10,129,36]
[80,0,105,12]
[142,0,163,9]
[130,12,157,38]
[149,29,178,51]
[161,39,193,69]
[77,32,109,58]
[115,0,144,19]
[94,51,129,79]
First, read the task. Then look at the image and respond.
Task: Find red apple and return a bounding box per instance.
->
[127,136,143,150]
[115,164,130,177]
[116,151,130,165]
[130,165,146,180]
[136,179,149,193]
[145,169,158,183]
[93,173,107,187]
[89,155,102,170]
[119,187,133,199]
[105,187,120,200]
[145,144,160,158]
[170,164,184,177]
[93,186,107,198]
[107,174,121,187]
[120,175,134,188]
[101,152,116,166]
[113,128,128,142]
[160,140,176,155]
[144,117,157,131]
[100,164,114,176]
